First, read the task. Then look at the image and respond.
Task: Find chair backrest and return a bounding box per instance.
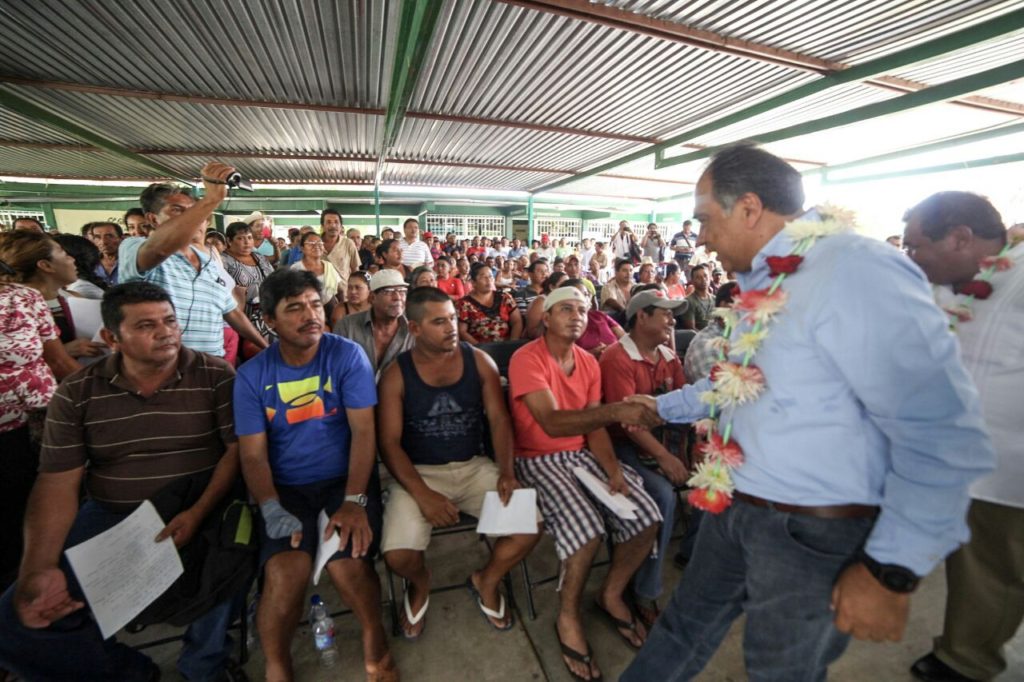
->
[477,338,530,378]
[675,329,697,358]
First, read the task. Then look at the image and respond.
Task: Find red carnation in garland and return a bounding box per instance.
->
[687,488,732,513]
[695,432,745,468]
[766,255,804,277]
[954,280,994,300]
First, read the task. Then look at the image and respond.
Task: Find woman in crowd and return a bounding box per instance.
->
[0,231,81,589]
[221,221,275,347]
[456,262,523,344]
[636,258,658,286]
[53,234,107,300]
[409,265,437,289]
[331,270,371,326]
[204,229,227,254]
[494,255,515,289]
[290,232,343,312]
[523,271,568,339]
[663,262,687,300]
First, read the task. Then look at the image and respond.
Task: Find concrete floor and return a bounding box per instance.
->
[128,530,1024,682]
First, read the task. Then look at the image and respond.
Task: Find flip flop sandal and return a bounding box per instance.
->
[401,588,429,641]
[554,624,602,682]
[465,577,514,631]
[594,601,644,650]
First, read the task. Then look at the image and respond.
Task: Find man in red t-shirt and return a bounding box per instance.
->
[601,289,689,629]
[508,286,662,682]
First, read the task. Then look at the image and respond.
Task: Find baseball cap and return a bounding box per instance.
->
[369,269,409,292]
[625,289,687,321]
[543,286,590,312]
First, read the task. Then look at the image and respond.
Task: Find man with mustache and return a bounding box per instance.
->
[376,287,539,640]
[0,281,246,682]
[333,270,416,382]
[234,269,396,682]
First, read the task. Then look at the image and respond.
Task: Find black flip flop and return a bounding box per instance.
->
[554,624,603,682]
[594,600,644,650]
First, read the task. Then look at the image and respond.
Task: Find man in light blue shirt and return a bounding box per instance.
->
[119,163,268,358]
[622,145,994,682]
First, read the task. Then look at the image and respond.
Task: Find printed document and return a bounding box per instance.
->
[65,501,183,639]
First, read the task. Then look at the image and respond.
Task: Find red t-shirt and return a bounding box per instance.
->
[599,335,686,441]
[437,277,466,299]
[508,337,601,458]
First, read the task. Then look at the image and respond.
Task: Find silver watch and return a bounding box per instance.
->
[344,494,368,507]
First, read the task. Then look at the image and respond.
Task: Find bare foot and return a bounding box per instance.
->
[555,613,601,680]
[470,570,511,629]
[366,650,400,682]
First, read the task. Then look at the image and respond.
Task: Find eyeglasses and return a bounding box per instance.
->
[377,287,407,297]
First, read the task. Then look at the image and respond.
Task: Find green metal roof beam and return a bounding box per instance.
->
[0,87,194,185]
[529,8,1024,194]
[656,59,1024,169]
[823,152,1024,185]
[375,0,444,181]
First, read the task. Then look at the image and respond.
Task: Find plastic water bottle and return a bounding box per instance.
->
[310,595,338,668]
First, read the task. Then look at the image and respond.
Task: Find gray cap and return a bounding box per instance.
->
[625,289,688,321]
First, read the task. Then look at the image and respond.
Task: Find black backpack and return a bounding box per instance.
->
[129,473,258,628]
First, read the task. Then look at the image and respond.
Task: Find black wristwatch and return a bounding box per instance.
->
[856,549,920,593]
[344,494,368,508]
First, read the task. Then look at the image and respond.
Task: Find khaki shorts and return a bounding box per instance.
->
[381,456,500,553]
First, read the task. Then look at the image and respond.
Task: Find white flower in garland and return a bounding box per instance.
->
[732,329,769,356]
[687,460,735,495]
[699,390,722,408]
[710,362,766,407]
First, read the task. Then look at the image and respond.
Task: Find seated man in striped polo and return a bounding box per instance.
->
[508,286,663,682]
[0,281,246,682]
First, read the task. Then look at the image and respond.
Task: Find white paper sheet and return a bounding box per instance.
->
[475,489,539,535]
[65,296,104,340]
[572,467,640,519]
[312,510,340,585]
[64,500,183,639]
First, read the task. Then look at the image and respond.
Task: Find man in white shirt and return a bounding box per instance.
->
[903,191,1024,682]
[399,218,433,271]
[534,234,556,262]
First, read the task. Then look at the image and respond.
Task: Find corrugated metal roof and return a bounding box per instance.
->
[412,0,809,139]
[598,0,1022,63]
[0,0,398,108]
[0,0,1021,198]
[2,85,383,156]
[0,147,157,178]
[0,108,84,144]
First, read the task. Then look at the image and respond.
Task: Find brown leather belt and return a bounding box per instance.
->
[734,491,879,519]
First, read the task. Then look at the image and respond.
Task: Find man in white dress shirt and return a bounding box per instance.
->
[903,191,1024,682]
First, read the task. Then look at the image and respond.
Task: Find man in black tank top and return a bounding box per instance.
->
[377,288,540,640]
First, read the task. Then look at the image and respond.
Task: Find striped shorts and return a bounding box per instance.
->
[514,449,663,561]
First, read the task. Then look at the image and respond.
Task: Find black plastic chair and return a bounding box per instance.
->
[477,339,529,378]
[675,329,697,358]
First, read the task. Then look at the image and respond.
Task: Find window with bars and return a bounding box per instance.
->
[0,209,48,231]
[583,220,649,242]
[425,215,506,238]
[534,218,581,243]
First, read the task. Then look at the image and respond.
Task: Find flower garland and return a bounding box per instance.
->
[942,235,1020,329]
[686,208,853,513]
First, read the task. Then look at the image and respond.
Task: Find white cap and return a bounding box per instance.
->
[543,286,590,312]
[370,269,409,292]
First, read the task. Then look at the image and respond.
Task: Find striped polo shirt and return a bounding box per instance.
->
[119,237,236,356]
[40,349,237,512]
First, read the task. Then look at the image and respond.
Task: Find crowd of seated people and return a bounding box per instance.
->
[1,146,1009,682]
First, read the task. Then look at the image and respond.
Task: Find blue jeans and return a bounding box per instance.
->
[0,500,238,682]
[621,498,874,682]
[615,443,676,602]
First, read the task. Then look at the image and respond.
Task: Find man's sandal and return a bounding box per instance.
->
[594,601,644,650]
[465,577,514,631]
[401,589,429,641]
[554,625,602,682]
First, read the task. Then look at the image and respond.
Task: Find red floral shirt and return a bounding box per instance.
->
[0,284,59,432]
[456,292,517,343]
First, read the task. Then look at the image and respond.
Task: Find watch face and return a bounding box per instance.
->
[881,566,918,592]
